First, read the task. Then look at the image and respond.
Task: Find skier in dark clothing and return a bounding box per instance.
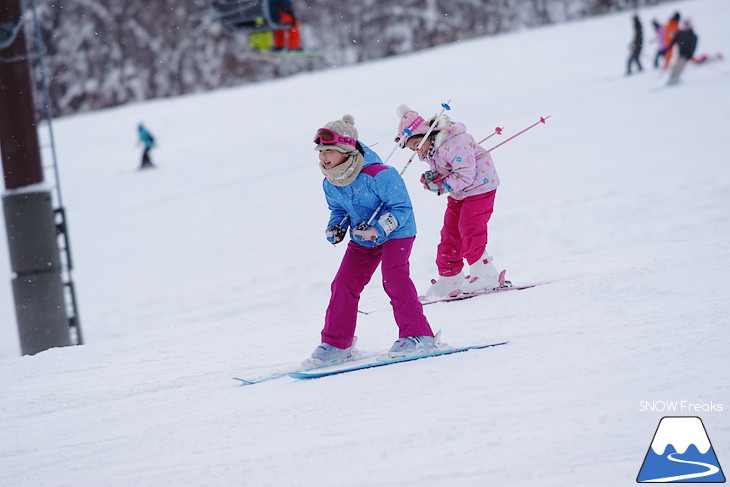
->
[137,123,156,169]
[626,14,643,75]
[667,20,698,85]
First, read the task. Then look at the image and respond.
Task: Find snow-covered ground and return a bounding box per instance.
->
[2,1,729,485]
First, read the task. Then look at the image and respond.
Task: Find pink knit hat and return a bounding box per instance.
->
[395,105,431,147]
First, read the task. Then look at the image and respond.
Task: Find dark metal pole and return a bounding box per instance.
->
[0,0,43,189]
[1,0,72,355]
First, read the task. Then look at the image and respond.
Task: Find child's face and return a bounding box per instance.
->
[406,135,430,156]
[319,149,348,169]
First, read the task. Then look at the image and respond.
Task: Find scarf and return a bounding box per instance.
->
[320,151,364,187]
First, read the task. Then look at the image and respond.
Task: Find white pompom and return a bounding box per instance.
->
[396,104,411,118]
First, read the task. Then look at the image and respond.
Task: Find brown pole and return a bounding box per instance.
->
[0,0,44,189]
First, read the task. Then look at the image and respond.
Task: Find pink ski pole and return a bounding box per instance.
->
[363,100,452,228]
[477,126,503,145]
[395,100,452,176]
[333,100,453,239]
[484,115,550,153]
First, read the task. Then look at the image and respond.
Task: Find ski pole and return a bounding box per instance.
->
[332,128,416,231]
[332,120,416,231]
[484,115,550,153]
[332,132,405,230]
[334,134,405,230]
[477,126,503,145]
[396,99,451,176]
[381,137,402,166]
[332,124,408,230]
[363,100,452,228]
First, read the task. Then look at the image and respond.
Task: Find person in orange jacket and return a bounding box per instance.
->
[270,0,301,51]
[663,12,681,69]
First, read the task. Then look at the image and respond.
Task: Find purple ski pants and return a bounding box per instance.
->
[437,190,496,277]
[322,237,433,349]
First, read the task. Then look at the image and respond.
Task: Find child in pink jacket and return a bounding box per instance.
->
[395,104,501,298]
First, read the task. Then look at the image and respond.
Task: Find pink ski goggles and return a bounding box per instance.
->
[313,128,356,147]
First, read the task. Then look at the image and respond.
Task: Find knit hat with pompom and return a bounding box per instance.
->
[314,114,360,153]
[394,104,450,148]
[394,105,428,147]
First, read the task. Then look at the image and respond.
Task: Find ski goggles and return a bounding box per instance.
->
[313,128,356,147]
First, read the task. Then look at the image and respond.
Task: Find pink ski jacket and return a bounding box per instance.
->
[418,121,500,200]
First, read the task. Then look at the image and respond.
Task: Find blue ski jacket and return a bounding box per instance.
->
[323,144,417,247]
[138,125,155,149]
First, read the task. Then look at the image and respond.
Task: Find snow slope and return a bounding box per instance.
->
[1,1,729,485]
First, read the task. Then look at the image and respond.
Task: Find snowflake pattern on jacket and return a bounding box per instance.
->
[419,121,500,200]
[323,144,417,247]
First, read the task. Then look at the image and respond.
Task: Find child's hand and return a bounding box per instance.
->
[421,171,451,195]
[326,225,347,245]
[353,226,379,242]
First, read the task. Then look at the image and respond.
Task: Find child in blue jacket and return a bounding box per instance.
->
[309,114,436,363]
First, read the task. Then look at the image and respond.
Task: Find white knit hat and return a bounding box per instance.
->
[314,114,359,153]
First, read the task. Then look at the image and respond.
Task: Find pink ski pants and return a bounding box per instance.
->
[322,237,433,349]
[437,190,496,277]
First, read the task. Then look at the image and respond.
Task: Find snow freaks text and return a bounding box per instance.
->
[639,401,724,413]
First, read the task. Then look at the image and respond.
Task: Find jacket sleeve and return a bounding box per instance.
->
[439,135,478,193]
[667,32,678,50]
[323,181,349,231]
[370,168,413,237]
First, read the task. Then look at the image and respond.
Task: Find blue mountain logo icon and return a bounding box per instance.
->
[637,416,725,483]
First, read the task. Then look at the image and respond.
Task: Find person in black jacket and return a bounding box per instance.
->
[667,20,698,85]
[627,14,643,75]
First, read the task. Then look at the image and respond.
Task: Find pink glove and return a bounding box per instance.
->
[420,170,451,195]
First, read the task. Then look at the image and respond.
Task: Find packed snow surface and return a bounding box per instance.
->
[1,1,728,485]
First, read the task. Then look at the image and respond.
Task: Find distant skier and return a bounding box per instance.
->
[651,19,667,68]
[137,123,156,170]
[626,14,643,75]
[662,12,681,70]
[308,114,437,364]
[667,20,699,85]
[394,105,501,299]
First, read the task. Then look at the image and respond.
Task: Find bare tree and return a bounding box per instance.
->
[23,0,673,116]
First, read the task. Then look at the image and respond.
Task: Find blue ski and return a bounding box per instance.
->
[233,350,381,385]
[288,341,509,381]
[233,371,294,386]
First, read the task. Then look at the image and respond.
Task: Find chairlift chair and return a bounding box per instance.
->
[212,0,293,34]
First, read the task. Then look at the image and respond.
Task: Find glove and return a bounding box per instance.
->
[352,224,380,242]
[326,225,347,244]
[420,170,451,195]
